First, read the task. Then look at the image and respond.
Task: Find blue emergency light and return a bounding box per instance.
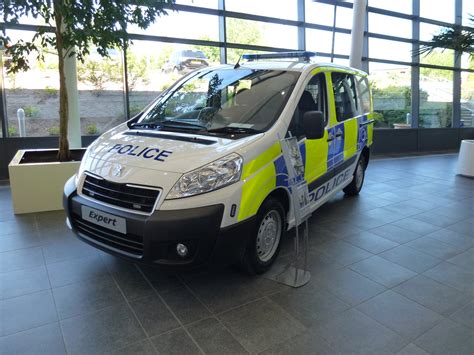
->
[241,51,317,62]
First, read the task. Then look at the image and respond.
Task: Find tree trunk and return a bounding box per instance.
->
[54,6,71,161]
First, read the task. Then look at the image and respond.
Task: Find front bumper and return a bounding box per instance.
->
[63,177,254,268]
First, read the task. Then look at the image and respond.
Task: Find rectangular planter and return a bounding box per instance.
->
[8,149,84,214]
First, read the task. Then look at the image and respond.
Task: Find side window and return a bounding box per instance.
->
[356,76,371,114]
[288,73,327,139]
[332,72,359,121]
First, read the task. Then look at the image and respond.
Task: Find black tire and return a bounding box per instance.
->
[343,155,367,196]
[239,197,285,275]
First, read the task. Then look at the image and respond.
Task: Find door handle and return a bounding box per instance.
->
[327,134,335,142]
[335,132,343,138]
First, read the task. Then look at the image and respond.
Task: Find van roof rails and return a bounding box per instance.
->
[242,51,317,62]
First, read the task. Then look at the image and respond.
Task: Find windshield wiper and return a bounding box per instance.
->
[208,126,262,134]
[160,120,208,131]
[129,122,161,130]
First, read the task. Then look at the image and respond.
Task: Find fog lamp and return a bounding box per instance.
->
[176,243,188,257]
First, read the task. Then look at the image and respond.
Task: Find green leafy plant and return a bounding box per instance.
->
[77,57,121,93]
[417,14,473,58]
[85,124,99,135]
[2,0,175,161]
[47,126,60,136]
[129,103,145,117]
[44,86,58,98]
[126,52,150,91]
[23,105,40,118]
[8,126,17,137]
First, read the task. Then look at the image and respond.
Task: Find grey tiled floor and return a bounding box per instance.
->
[1,154,473,354]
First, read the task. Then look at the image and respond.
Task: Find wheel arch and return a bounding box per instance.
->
[361,146,370,167]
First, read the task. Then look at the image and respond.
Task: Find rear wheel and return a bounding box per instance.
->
[343,155,367,196]
[240,198,285,275]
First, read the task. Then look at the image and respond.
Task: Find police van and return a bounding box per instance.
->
[64,51,374,274]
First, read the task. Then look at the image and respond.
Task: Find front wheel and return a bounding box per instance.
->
[343,155,367,196]
[239,198,285,275]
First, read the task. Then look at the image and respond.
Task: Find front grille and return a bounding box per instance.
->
[82,174,160,213]
[72,213,143,257]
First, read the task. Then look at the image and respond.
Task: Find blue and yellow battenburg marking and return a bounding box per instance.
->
[238,116,373,221]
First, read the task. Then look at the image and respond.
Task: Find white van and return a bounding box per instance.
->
[64,52,374,274]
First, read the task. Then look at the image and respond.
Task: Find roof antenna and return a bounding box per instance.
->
[234,55,241,69]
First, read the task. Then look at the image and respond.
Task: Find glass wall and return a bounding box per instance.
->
[369,63,412,129]
[0,0,473,138]
[3,30,60,137]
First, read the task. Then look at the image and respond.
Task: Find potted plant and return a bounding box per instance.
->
[3,0,174,214]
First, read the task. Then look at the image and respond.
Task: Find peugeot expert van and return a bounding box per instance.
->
[64,52,374,274]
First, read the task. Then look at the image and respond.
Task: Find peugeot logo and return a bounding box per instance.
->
[112,164,123,177]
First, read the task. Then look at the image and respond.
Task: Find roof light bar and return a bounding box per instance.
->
[242,51,317,62]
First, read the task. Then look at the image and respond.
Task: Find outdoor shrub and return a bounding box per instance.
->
[86,124,99,135]
[44,86,58,98]
[8,126,17,136]
[23,105,40,118]
[129,103,144,117]
[47,126,60,136]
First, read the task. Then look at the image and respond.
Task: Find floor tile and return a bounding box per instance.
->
[370,224,421,244]
[260,330,335,354]
[46,254,109,288]
[0,232,42,253]
[219,298,305,354]
[447,248,474,269]
[391,218,441,236]
[450,301,474,329]
[343,230,399,254]
[0,218,37,237]
[406,236,464,260]
[396,343,430,355]
[425,229,474,250]
[314,240,372,266]
[0,322,66,355]
[270,286,350,328]
[138,265,183,293]
[187,317,248,354]
[0,265,50,300]
[0,246,44,273]
[446,220,474,237]
[315,309,408,354]
[150,328,200,355]
[181,271,264,314]
[109,339,157,355]
[350,255,416,288]
[394,274,470,316]
[314,268,386,306]
[61,304,146,354]
[356,290,443,340]
[102,257,155,301]
[316,220,364,238]
[0,290,58,336]
[129,294,180,337]
[42,238,98,264]
[414,319,474,355]
[378,245,442,273]
[161,286,211,325]
[423,262,474,294]
[52,275,125,319]
[412,211,467,228]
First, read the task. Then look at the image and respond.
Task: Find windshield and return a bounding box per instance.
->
[137,68,300,136]
[182,50,206,58]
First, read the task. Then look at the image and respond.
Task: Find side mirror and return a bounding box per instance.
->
[302,111,325,140]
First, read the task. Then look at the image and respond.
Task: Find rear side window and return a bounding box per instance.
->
[357,76,371,114]
[332,72,359,121]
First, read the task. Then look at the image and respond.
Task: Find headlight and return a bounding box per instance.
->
[166,153,243,199]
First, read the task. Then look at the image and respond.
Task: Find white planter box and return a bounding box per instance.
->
[8,149,83,214]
